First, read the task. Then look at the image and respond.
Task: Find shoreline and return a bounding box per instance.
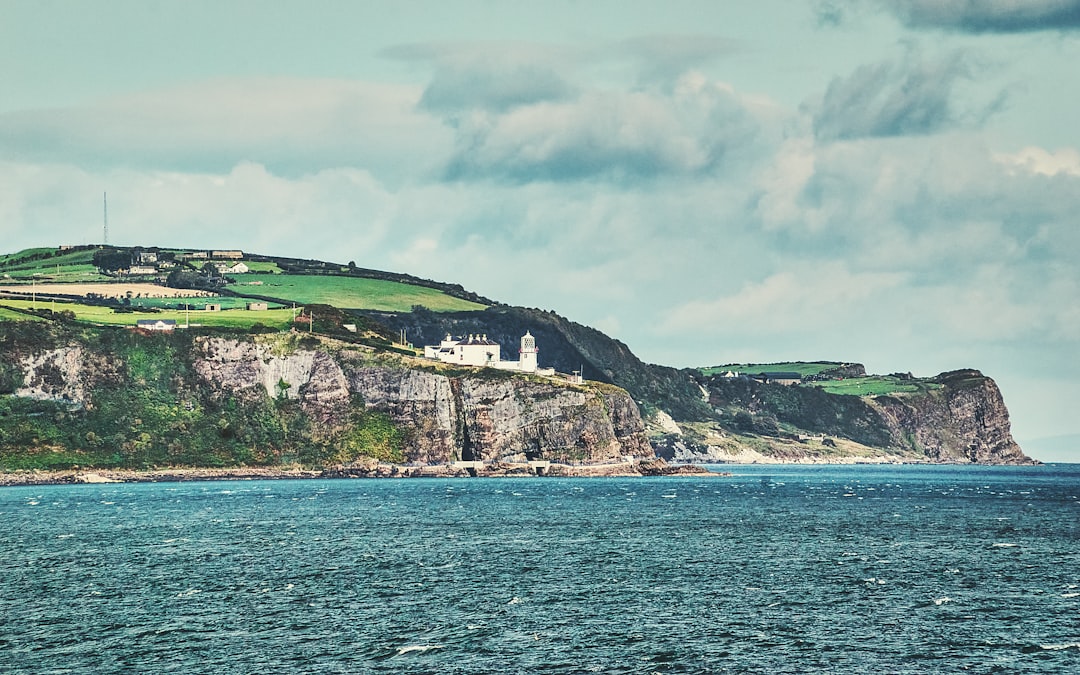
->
[0,459,724,487]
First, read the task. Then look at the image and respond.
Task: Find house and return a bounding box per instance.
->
[135,319,177,332]
[204,304,221,312]
[424,333,501,366]
[128,265,157,275]
[134,251,158,264]
[246,302,268,311]
[211,250,244,260]
[223,262,249,274]
[424,331,544,373]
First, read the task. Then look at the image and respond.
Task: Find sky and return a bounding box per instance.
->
[2,0,1079,461]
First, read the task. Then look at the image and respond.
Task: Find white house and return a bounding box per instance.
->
[223,262,249,274]
[424,331,546,373]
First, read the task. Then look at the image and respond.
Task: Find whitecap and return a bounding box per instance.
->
[932,597,952,605]
[396,644,442,655]
[1038,643,1080,651]
[508,596,523,605]
[176,589,202,598]
[991,543,1018,548]
[57,534,74,539]
[662,494,677,499]
[1061,592,1080,598]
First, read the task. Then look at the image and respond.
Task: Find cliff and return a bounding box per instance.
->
[363,307,1033,465]
[870,370,1029,464]
[672,368,1035,464]
[0,323,650,471]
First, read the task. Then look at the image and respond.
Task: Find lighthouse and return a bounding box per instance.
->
[519,331,538,372]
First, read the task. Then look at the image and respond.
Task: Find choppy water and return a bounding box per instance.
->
[1,464,1078,674]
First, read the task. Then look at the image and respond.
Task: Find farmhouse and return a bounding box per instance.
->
[223,262,249,274]
[127,265,157,276]
[135,319,177,332]
[246,302,268,311]
[424,331,547,374]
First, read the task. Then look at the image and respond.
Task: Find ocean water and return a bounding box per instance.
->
[1,465,1078,674]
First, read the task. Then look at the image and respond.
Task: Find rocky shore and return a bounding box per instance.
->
[0,459,724,487]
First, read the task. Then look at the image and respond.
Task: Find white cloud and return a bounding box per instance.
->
[994,146,1080,176]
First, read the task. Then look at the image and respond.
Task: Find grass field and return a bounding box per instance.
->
[236,274,487,312]
[0,299,296,330]
[807,376,941,396]
[701,362,842,377]
[0,306,44,321]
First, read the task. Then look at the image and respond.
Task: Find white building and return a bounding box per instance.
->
[424,331,547,374]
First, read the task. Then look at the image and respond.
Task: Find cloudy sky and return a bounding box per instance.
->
[3,0,1079,461]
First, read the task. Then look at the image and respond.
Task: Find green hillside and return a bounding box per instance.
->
[235,274,487,312]
[0,246,488,333]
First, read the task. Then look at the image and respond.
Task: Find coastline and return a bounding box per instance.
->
[0,459,724,487]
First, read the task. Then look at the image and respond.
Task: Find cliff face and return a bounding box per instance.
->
[695,368,1034,464]
[870,370,1030,464]
[0,326,650,468]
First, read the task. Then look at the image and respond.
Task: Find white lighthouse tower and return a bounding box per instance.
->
[519,331,538,372]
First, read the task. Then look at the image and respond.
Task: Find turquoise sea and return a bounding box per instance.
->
[1,464,1078,674]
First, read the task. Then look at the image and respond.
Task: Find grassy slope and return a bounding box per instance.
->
[808,377,942,396]
[701,362,842,377]
[0,299,296,330]
[235,274,488,312]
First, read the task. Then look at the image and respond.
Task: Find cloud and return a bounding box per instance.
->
[888,0,1080,33]
[383,41,581,114]
[810,51,998,140]
[616,34,740,85]
[0,79,448,179]
[438,73,776,183]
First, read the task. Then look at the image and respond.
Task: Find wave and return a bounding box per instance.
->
[395,644,443,656]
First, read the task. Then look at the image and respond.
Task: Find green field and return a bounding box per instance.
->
[236,274,487,312]
[807,376,941,396]
[0,248,110,283]
[126,296,280,311]
[701,362,842,377]
[0,306,44,321]
[237,261,283,273]
[0,300,295,330]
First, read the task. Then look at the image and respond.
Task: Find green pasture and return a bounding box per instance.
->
[0,299,295,330]
[701,362,841,377]
[0,306,43,321]
[126,296,280,311]
[807,376,941,397]
[238,261,283,273]
[237,274,487,312]
[0,248,97,271]
[1,264,109,283]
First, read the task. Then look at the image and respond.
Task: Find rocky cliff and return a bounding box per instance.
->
[0,324,650,470]
[870,370,1029,464]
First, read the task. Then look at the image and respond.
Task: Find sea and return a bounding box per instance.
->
[1,464,1078,674]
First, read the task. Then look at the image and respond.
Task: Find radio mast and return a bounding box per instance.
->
[103,192,109,245]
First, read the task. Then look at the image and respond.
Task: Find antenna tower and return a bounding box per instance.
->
[103,192,109,245]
